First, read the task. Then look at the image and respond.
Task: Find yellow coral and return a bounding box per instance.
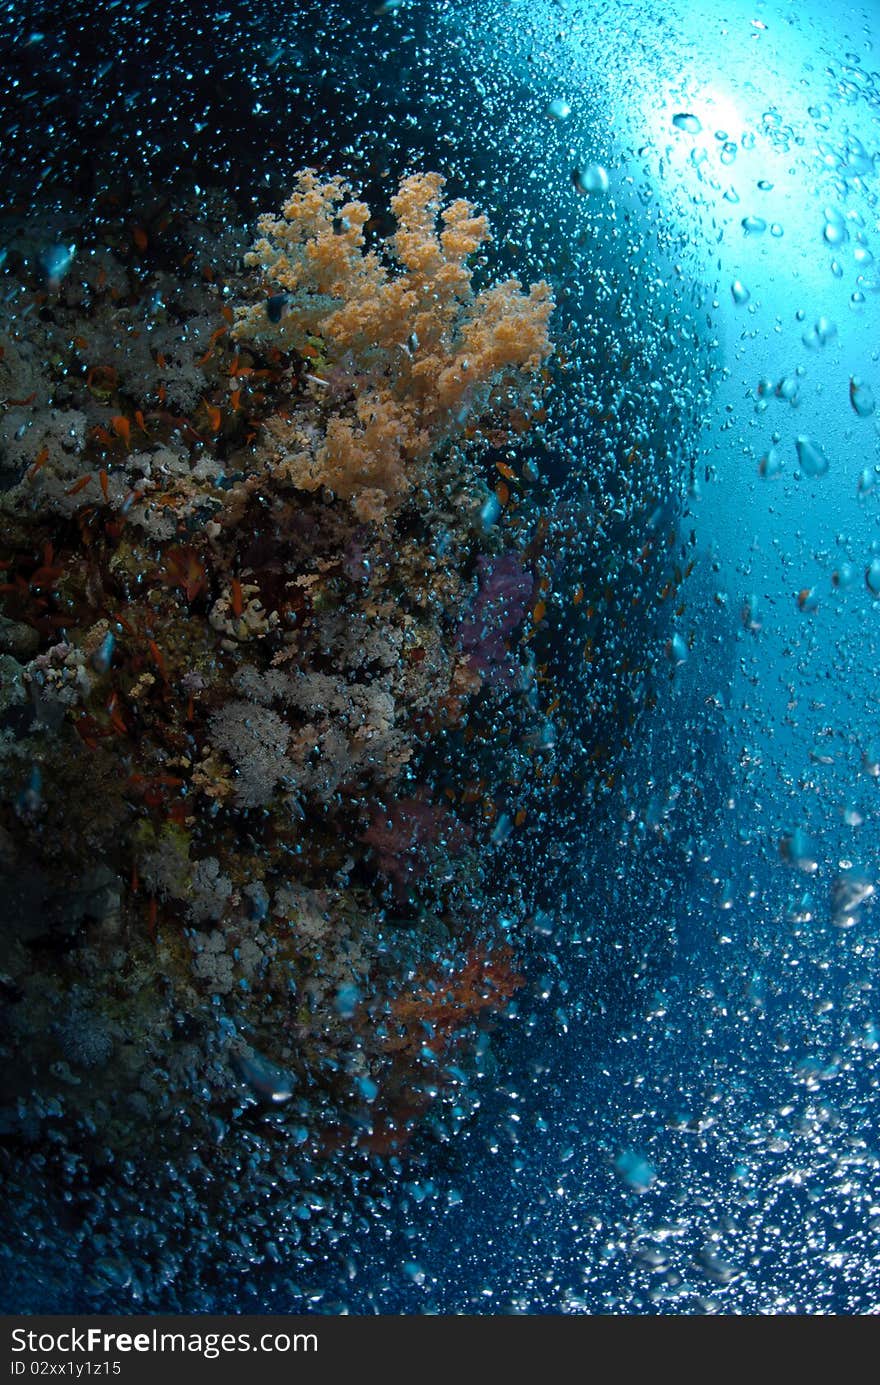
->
[235,169,554,519]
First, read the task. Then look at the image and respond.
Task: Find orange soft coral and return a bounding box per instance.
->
[235,170,554,519]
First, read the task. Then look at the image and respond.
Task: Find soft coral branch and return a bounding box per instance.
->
[235,170,554,520]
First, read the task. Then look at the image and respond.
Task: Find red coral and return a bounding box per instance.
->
[385,943,523,1057]
[341,943,523,1159]
[360,793,471,899]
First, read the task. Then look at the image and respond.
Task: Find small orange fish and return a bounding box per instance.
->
[229,364,273,380]
[27,445,49,480]
[147,639,167,677]
[111,415,131,447]
[106,691,128,736]
[197,326,227,366]
[65,474,94,496]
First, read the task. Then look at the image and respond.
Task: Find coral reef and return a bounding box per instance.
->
[0,157,707,1312]
[0,171,555,1184]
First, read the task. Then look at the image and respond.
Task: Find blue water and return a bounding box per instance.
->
[2,0,880,1314]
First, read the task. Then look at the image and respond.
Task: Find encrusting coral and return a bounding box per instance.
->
[234,169,553,519]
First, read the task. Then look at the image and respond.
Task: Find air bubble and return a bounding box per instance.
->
[795,435,829,478]
[780,829,819,874]
[850,378,875,417]
[572,163,610,195]
[731,279,751,305]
